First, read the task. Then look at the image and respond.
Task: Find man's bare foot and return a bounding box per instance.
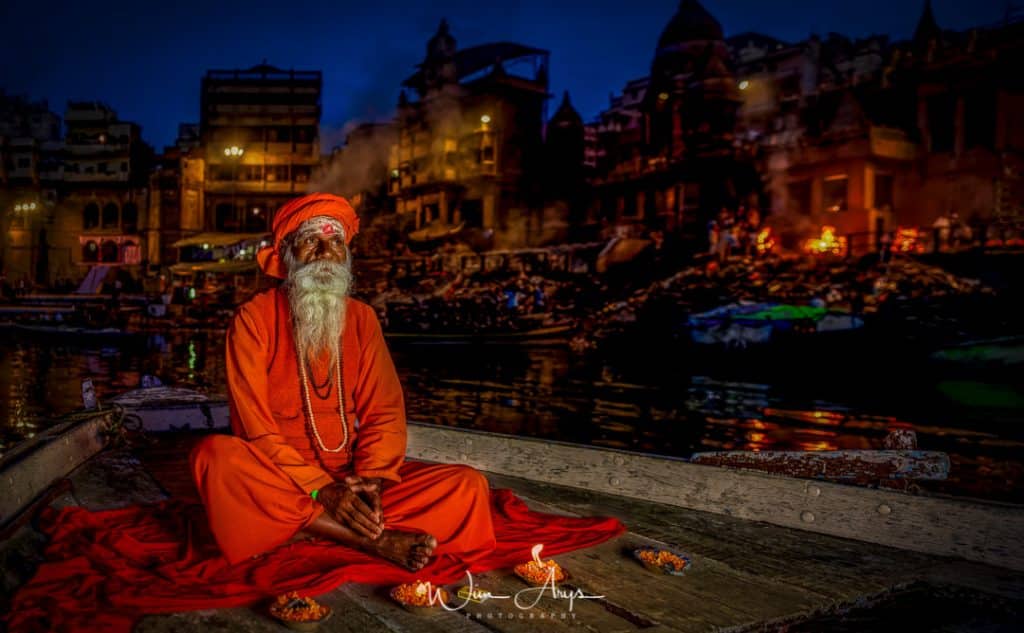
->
[370,531,438,571]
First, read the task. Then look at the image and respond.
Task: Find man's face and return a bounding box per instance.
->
[291,226,348,266]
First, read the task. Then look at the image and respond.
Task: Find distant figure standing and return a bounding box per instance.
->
[932,213,951,251]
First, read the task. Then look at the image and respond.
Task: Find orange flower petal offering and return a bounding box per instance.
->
[513,544,568,586]
[269,592,331,630]
[634,546,691,576]
[390,580,449,610]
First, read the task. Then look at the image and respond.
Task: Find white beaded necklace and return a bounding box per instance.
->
[297,343,349,453]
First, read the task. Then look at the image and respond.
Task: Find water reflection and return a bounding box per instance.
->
[1,331,1022,502]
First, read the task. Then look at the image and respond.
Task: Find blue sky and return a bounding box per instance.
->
[1,0,1009,149]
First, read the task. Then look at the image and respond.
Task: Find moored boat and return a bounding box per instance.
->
[2,396,1022,632]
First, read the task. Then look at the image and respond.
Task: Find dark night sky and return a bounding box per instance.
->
[1,0,1011,150]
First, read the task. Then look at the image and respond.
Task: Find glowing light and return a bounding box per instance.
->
[892,227,925,253]
[187,287,196,300]
[252,207,261,215]
[29,202,37,210]
[480,115,491,124]
[224,148,231,156]
[755,227,776,255]
[739,80,749,90]
[531,544,544,565]
[803,226,847,256]
[14,204,22,212]
[201,243,210,249]
[658,92,669,101]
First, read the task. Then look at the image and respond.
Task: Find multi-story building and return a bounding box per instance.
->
[52,101,153,279]
[198,63,322,233]
[0,92,63,283]
[754,1,1024,249]
[586,0,750,244]
[388,20,550,248]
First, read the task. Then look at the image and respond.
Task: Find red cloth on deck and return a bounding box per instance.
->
[5,489,625,632]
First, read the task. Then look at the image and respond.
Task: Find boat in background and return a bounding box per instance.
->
[686,302,864,347]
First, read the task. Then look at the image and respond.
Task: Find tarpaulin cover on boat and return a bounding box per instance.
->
[5,489,624,632]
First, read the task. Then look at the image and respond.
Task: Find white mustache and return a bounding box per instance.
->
[286,258,352,365]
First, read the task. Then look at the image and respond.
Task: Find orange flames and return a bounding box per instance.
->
[892,227,925,253]
[755,227,776,255]
[803,226,847,256]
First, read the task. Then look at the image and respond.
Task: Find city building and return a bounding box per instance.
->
[388,20,550,248]
[736,1,1024,249]
[585,0,755,246]
[197,63,322,233]
[0,91,63,283]
[53,101,153,280]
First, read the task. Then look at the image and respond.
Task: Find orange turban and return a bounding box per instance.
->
[256,193,360,279]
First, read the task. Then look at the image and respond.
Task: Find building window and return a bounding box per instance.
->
[266,165,289,182]
[215,203,237,231]
[460,199,483,228]
[122,240,141,265]
[242,165,263,181]
[209,164,234,181]
[244,206,267,232]
[928,94,956,153]
[823,176,848,213]
[83,240,99,262]
[83,203,100,229]
[270,127,291,142]
[17,157,30,168]
[965,91,996,149]
[292,165,311,183]
[874,173,894,211]
[120,162,129,172]
[100,240,119,262]
[122,202,138,233]
[102,202,119,228]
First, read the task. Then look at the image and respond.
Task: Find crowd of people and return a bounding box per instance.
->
[707,205,764,260]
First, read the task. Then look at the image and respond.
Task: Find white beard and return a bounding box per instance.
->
[284,256,353,367]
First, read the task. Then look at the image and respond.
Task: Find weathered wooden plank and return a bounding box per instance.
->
[689,449,950,482]
[484,472,938,602]
[497,486,832,631]
[0,412,110,527]
[407,423,1024,571]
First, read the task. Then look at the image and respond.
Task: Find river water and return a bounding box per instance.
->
[2,328,1022,503]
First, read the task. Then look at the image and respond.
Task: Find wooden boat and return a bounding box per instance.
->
[686,302,864,347]
[930,335,1024,368]
[3,404,1023,631]
[385,323,574,345]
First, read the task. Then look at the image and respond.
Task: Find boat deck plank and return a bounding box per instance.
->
[484,472,941,603]
[4,436,1023,632]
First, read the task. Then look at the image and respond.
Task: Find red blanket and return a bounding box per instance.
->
[5,490,625,632]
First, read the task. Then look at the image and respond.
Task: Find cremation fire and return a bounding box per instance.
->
[803,225,847,256]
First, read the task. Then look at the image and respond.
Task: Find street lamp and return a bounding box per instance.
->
[223,146,244,228]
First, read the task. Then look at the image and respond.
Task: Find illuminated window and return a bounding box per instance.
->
[823,176,848,213]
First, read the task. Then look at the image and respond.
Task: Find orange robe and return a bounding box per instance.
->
[191,289,496,564]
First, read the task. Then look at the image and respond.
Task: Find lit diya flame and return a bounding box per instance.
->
[515,544,567,585]
[391,580,449,607]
